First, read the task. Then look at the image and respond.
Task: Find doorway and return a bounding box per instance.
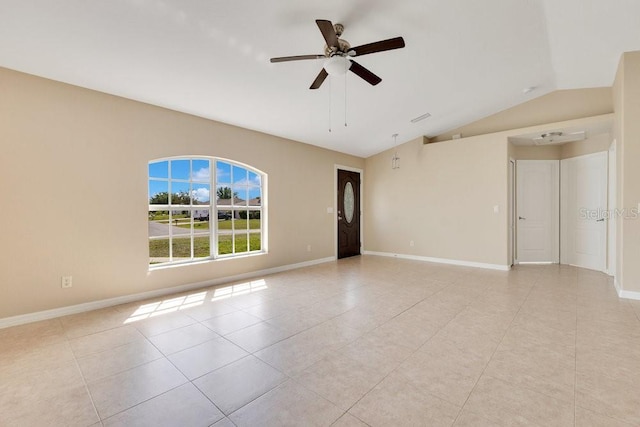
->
[516,160,560,263]
[337,168,361,259]
[513,154,609,271]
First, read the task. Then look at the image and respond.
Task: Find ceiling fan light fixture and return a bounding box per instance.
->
[324,56,351,76]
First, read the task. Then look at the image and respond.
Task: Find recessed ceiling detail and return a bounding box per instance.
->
[0,1,638,157]
[533,131,586,145]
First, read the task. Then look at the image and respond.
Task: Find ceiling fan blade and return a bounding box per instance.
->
[310,69,329,90]
[349,60,382,86]
[349,37,405,57]
[270,54,325,63]
[316,19,339,49]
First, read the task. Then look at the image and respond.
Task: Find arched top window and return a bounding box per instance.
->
[148,157,266,267]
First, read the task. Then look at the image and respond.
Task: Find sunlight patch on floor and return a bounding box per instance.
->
[211,279,268,301]
[124,291,207,323]
[123,279,268,323]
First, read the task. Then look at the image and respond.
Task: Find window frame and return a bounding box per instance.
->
[148,156,266,268]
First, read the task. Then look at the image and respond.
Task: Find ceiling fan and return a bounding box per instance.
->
[270,19,405,89]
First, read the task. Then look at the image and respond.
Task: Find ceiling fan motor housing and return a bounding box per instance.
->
[325,38,351,57]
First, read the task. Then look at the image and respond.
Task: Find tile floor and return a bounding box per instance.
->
[1,255,640,426]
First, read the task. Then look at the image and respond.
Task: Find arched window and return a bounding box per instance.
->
[148,157,265,266]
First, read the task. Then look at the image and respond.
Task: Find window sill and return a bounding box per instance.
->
[148,251,267,271]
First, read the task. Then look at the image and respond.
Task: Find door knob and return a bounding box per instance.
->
[518,216,526,220]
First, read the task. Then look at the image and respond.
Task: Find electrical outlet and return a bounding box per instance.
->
[61,276,73,288]
[409,240,415,247]
[307,245,312,252]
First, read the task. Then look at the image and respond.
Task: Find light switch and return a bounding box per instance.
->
[327,207,334,214]
[493,205,499,214]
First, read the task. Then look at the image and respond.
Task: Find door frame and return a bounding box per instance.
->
[509,158,516,266]
[608,141,616,276]
[334,165,364,259]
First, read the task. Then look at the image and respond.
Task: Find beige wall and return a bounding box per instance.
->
[561,133,612,159]
[432,88,613,142]
[365,115,615,269]
[510,145,562,160]
[613,52,640,294]
[364,135,509,267]
[613,53,625,289]
[0,68,364,318]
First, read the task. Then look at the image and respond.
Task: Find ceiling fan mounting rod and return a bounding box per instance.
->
[334,23,344,37]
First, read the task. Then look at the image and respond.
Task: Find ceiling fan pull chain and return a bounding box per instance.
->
[329,77,332,132]
[344,71,348,127]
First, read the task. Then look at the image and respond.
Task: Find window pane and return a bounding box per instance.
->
[235,233,248,253]
[171,216,191,232]
[233,165,248,184]
[193,209,210,234]
[149,238,169,264]
[172,236,191,259]
[192,160,210,182]
[171,211,190,232]
[248,171,261,186]
[234,212,249,231]
[249,211,260,229]
[217,161,231,184]
[194,235,210,258]
[249,232,261,251]
[149,181,169,204]
[218,233,232,255]
[217,209,232,226]
[192,184,210,205]
[149,161,169,179]
[171,182,190,205]
[216,186,233,205]
[149,210,170,238]
[233,187,248,206]
[171,159,190,180]
[248,187,261,206]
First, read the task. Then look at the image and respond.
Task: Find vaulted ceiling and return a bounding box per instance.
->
[1,1,639,157]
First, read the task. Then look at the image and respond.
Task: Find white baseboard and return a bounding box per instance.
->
[0,256,335,330]
[363,251,511,271]
[516,262,555,265]
[614,279,640,301]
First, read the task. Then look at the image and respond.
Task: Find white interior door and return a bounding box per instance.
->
[516,160,559,263]
[560,152,608,271]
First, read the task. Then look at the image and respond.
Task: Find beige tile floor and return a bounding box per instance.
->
[2,256,640,426]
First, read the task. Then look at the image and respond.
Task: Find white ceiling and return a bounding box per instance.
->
[1,0,639,157]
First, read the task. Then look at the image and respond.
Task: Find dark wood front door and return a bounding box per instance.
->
[337,169,361,259]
